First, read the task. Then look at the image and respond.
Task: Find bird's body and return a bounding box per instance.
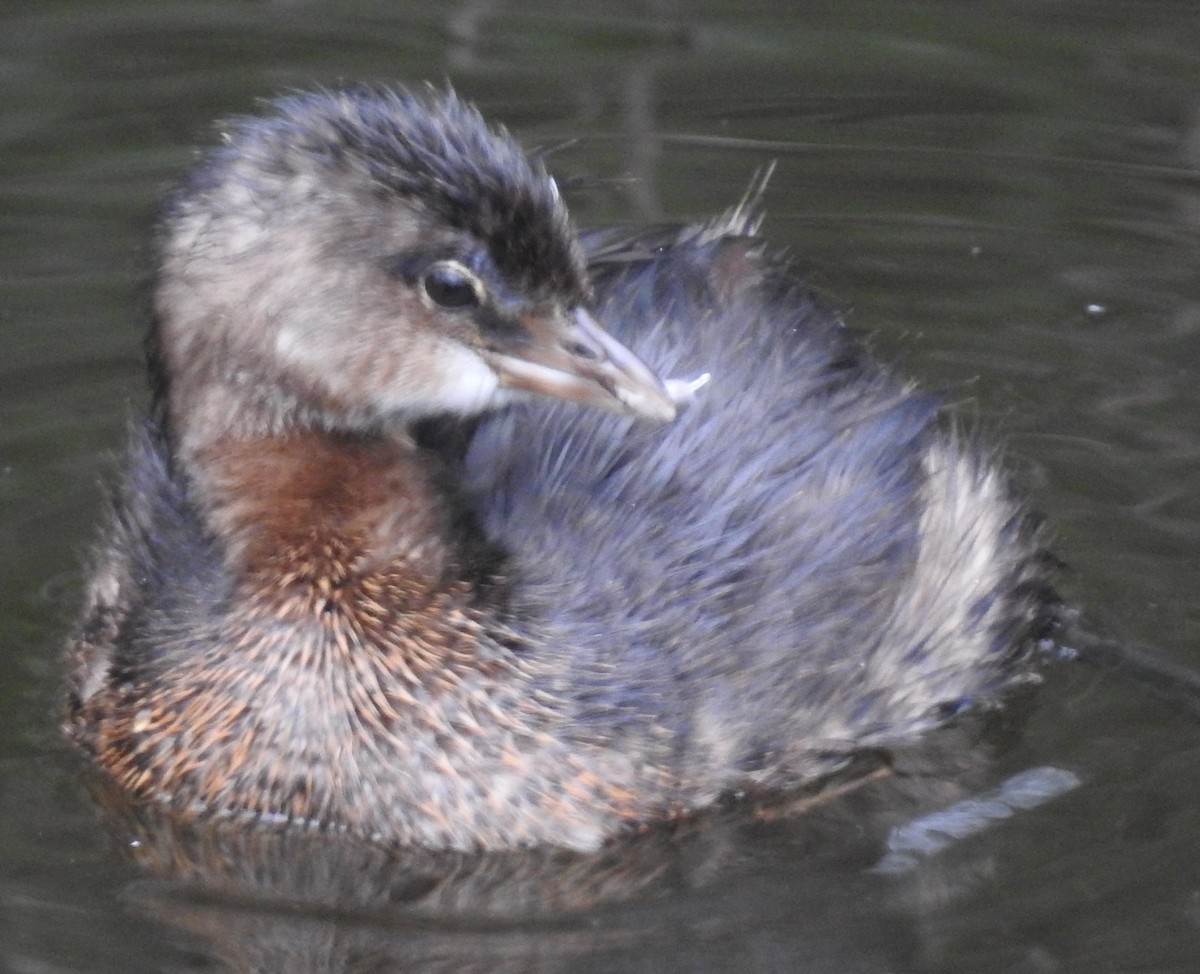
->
[65,87,1055,851]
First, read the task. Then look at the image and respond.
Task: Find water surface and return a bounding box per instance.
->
[4,2,1200,971]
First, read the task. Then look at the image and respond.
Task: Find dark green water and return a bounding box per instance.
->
[4,1,1200,971]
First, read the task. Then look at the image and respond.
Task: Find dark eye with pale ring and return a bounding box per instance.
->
[422,261,483,310]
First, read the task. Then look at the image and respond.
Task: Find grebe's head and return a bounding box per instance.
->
[151,86,674,455]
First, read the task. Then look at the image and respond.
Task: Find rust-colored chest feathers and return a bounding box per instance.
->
[72,432,610,846]
[205,434,468,628]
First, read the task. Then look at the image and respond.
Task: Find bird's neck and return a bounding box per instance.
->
[186,427,462,594]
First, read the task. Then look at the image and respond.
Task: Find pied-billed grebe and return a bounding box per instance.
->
[65,86,1056,851]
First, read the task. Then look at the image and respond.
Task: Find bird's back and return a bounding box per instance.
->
[465,220,1054,797]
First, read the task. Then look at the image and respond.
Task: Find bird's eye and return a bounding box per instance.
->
[422,261,483,310]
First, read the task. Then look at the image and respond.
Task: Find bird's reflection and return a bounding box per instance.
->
[79,705,1048,974]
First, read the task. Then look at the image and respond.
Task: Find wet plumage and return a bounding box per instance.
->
[65,86,1056,851]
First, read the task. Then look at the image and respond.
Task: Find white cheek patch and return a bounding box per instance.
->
[373,341,503,418]
[274,324,308,361]
[427,342,504,413]
[275,326,503,418]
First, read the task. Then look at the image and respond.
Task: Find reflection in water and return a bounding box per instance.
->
[76,703,1075,973]
[87,766,896,973]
